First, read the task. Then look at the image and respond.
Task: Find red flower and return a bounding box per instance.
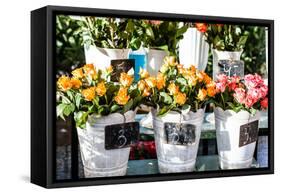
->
[195,23,208,33]
[260,97,268,109]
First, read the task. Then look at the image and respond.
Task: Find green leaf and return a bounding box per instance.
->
[75,93,82,108]
[110,104,120,113]
[63,103,75,116]
[160,92,173,104]
[74,111,88,129]
[56,104,67,119]
[61,96,71,104]
[176,77,187,86]
[123,99,133,113]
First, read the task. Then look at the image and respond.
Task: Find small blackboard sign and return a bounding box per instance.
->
[218,59,244,77]
[104,122,139,150]
[111,59,135,82]
[164,122,196,146]
[239,120,259,147]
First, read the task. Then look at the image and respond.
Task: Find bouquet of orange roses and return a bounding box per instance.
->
[137,56,216,115]
[56,64,141,128]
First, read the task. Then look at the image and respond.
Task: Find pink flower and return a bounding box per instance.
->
[149,20,162,25]
[260,85,268,98]
[244,73,264,89]
[247,88,262,102]
[217,74,228,84]
[228,76,240,91]
[216,82,226,93]
[234,88,246,104]
[260,97,268,109]
[245,96,255,108]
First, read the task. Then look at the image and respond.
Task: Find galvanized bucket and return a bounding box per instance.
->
[214,107,260,169]
[152,109,204,173]
[77,111,135,177]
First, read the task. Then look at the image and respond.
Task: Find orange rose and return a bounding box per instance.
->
[71,68,84,78]
[198,88,207,101]
[206,82,216,97]
[145,76,156,88]
[203,73,212,84]
[168,83,179,95]
[197,71,205,83]
[138,80,146,91]
[156,73,165,90]
[120,72,133,87]
[57,75,72,91]
[82,87,95,101]
[195,23,208,33]
[142,87,151,97]
[70,78,82,89]
[114,87,130,105]
[139,68,150,79]
[96,82,107,96]
[83,64,98,80]
[175,92,187,105]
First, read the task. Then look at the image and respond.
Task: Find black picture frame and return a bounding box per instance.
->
[31,5,274,188]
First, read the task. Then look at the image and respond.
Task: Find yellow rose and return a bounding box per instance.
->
[82,87,95,101]
[57,75,72,91]
[120,72,133,87]
[71,68,84,78]
[145,76,156,88]
[160,63,169,73]
[168,83,179,95]
[138,80,146,91]
[163,56,177,66]
[197,88,207,101]
[139,68,150,79]
[156,73,165,90]
[175,92,187,105]
[142,87,151,97]
[96,82,107,96]
[197,71,205,83]
[114,87,130,105]
[70,78,82,89]
[83,64,98,80]
[188,75,198,86]
[106,65,113,74]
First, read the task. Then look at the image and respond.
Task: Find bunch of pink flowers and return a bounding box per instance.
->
[215,74,268,110]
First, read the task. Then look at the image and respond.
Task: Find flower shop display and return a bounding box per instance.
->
[197,23,248,79]
[213,74,268,169]
[56,64,142,177]
[138,56,216,173]
[179,24,209,71]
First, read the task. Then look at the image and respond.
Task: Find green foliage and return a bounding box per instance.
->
[56,15,85,76]
[205,26,266,76]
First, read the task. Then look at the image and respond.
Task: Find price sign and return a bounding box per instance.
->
[239,120,259,147]
[164,122,196,146]
[110,59,134,82]
[104,122,139,150]
[218,59,244,77]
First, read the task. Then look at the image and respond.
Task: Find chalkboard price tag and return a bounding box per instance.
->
[218,59,244,78]
[239,120,259,147]
[164,122,196,146]
[104,122,139,150]
[110,59,135,82]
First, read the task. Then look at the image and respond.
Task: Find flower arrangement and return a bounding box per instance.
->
[195,23,248,51]
[56,64,141,128]
[137,56,216,115]
[213,73,268,114]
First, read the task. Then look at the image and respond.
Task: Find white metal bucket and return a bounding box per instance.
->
[76,111,135,177]
[179,28,209,71]
[152,109,205,173]
[84,45,130,70]
[146,49,168,76]
[214,107,260,169]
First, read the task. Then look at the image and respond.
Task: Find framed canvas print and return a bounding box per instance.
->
[31,5,274,188]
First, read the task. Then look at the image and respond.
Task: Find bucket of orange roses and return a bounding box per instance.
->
[213,74,268,169]
[56,64,141,177]
[138,56,216,173]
